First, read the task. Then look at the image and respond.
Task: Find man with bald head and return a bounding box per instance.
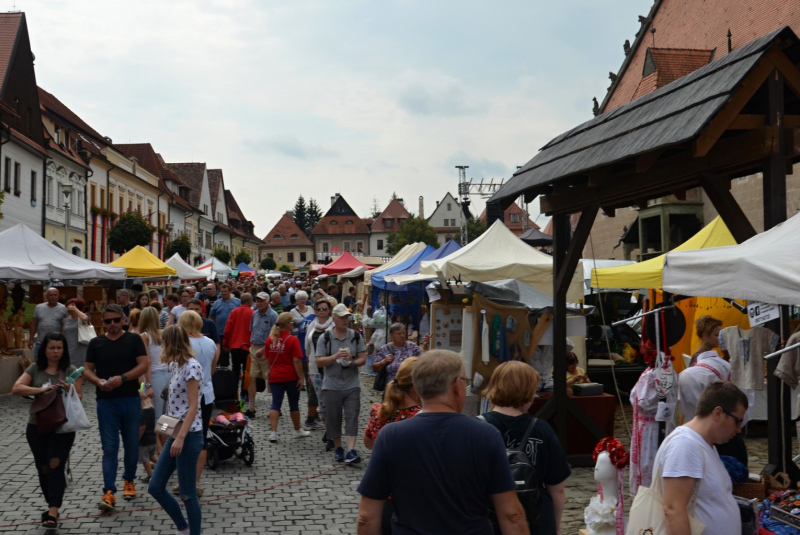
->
[29,287,68,354]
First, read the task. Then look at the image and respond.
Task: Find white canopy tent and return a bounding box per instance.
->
[197,257,232,279]
[390,221,585,302]
[165,253,208,281]
[663,212,800,304]
[339,265,367,279]
[0,224,126,280]
[363,243,427,285]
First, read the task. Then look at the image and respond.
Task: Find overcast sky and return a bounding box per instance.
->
[21,0,647,236]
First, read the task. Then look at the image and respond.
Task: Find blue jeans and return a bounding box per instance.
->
[96,396,140,493]
[148,431,204,535]
[269,380,301,412]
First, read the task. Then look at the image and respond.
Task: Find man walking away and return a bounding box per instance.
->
[223,293,254,396]
[246,292,278,417]
[83,304,149,511]
[357,350,527,535]
[209,284,240,367]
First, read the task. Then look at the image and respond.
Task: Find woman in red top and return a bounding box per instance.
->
[363,356,421,450]
[266,312,311,442]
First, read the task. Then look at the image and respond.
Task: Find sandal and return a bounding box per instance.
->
[41,514,57,530]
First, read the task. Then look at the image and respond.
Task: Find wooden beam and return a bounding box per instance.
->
[766,47,800,104]
[787,116,800,129]
[699,176,757,243]
[588,167,611,187]
[636,148,665,173]
[693,57,775,157]
[672,187,686,200]
[728,115,765,129]
[635,199,649,210]
[555,205,599,299]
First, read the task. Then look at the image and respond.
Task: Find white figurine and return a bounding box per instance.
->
[584,438,629,535]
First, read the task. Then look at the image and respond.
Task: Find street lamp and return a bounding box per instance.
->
[62,184,73,253]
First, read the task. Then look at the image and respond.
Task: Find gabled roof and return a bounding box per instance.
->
[42,125,88,169]
[207,169,224,214]
[632,48,714,99]
[38,86,107,150]
[371,199,411,232]
[115,143,164,177]
[224,189,262,243]
[312,216,370,235]
[165,162,206,208]
[478,202,538,230]
[262,213,313,247]
[0,13,23,97]
[323,195,358,217]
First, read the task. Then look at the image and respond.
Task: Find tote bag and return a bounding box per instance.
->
[57,384,92,433]
[77,322,97,345]
[626,431,706,535]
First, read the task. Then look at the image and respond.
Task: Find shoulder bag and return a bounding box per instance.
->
[29,382,67,435]
[626,431,706,535]
[373,364,388,391]
[77,322,97,345]
[155,414,183,439]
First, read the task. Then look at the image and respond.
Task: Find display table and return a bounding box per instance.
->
[0,349,32,395]
[529,391,617,457]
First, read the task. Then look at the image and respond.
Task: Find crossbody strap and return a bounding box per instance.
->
[519,416,538,446]
[651,429,706,513]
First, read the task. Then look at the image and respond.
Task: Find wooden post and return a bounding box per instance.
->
[551,213,570,448]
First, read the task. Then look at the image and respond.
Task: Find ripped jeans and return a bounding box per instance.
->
[25,424,75,508]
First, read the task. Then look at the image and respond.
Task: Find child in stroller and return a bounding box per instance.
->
[205,368,255,469]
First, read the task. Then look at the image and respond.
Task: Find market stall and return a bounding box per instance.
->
[165,253,207,282]
[110,246,177,278]
[319,251,369,275]
[198,257,233,280]
[235,262,256,277]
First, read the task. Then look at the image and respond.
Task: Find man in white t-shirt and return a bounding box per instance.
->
[657,381,746,535]
[678,350,731,421]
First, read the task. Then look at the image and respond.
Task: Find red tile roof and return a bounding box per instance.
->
[631,71,659,100]
[262,213,313,247]
[7,122,46,154]
[165,162,206,208]
[312,216,370,235]
[477,201,538,230]
[371,199,411,232]
[207,169,224,214]
[648,48,714,85]
[37,86,108,150]
[115,143,165,177]
[0,14,22,97]
[42,125,88,169]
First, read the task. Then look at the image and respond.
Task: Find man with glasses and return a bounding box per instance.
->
[83,304,148,511]
[657,381,747,535]
[357,350,526,535]
[246,292,278,417]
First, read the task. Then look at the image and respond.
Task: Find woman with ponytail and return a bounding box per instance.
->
[363,356,421,450]
[265,312,310,442]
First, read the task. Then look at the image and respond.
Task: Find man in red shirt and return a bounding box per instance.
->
[223,292,254,397]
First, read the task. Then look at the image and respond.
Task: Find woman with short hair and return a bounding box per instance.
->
[372,323,424,383]
[689,315,724,367]
[480,361,570,535]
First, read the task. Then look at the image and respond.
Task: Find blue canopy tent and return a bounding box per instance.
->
[235,262,256,277]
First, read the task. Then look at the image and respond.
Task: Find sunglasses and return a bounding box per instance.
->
[103,317,123,324]
[457,376,473,387]
[722,409,744,428]
[315,307,329,312]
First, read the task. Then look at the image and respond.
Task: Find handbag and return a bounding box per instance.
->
[57,383,92,433]
[626,431,706,535]
[373,364,388,391]
[155,414,183,439]
[77,322,97,345]
[29,387,67,435]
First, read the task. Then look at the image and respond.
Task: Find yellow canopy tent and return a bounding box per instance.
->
[110,246,177,277]
[589,216,735,289]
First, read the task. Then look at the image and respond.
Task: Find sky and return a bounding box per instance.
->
[19,0,649,236]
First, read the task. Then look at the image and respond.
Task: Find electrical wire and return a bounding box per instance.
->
[588,231,631,439]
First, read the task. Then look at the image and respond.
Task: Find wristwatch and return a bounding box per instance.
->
[121,374,128,383]
[145,383,152,388]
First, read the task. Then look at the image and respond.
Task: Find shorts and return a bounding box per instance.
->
[139,443,157,464]
[269,380,301,412]
[249,344,268,380]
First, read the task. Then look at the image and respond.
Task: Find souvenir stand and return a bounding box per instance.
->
[487,25,800,489]
[0,224,127,394]
[370,245,435,331]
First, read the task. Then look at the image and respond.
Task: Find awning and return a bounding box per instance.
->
[319,251,369,275]
[165,253,207,281]
[110,246,177,278]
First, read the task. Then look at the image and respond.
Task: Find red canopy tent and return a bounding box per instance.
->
[319,251,368,274]
[330,246,343,253]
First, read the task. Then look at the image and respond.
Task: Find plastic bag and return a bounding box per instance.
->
[56,384,92,433]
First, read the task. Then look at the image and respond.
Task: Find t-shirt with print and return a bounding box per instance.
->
[656,426,740,535]
[364,402,421,442]
[33,303,69,342]
[167,358,204,433]
[266,331,303,383]
[85,332,147,399]
[316,328,366,391]
[25,363,76,425]
[140,407,156,446]
[358,412,516,535]
[189,336,217,404]
[297,314,317,360]
[480,412,572,535]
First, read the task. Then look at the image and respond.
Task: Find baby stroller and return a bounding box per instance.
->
[206,368,255,469]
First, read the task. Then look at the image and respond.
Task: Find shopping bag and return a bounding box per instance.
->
[56,384,92,433]
[77,323,97,345]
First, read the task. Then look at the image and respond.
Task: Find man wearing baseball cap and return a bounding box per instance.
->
[246,292,278,417]
[316,303,367,464]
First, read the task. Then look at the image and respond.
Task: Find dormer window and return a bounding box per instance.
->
[330,220,338,225]
[290,234,298,239]
[346,220,354,225]
[274,234,282,239]
[384,219,393,228]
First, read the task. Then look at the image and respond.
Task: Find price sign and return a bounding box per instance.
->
[747,301,780,327]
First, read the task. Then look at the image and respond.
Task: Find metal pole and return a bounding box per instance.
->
[611,305,675,327]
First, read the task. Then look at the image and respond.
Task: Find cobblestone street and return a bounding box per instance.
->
[0,378,786,534]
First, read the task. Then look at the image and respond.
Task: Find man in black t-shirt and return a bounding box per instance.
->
[357,350,528,535]
[84,304,148,512]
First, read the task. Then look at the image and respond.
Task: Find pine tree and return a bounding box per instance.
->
[293,196,307,235]
[306,198,323,238]
[370,196,381,218]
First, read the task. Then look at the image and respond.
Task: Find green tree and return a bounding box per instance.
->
[260,256,277,270]
[293,196,307,236]
[386,217,439,255]
[234,250,252,266]
[278,264,291,273]
[213,247,231,264]
[453,216,487,245]
[306,198,323,238]
[108,211,154,255]
[164,234,192,260]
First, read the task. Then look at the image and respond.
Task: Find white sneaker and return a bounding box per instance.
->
[269,431,278,443]
[294,429,311,438]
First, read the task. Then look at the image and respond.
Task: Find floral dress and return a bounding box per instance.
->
[375,342,423,382]
[364,403,422,442]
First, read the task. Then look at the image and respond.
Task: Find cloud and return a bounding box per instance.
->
[257,135,339,161]
[395,72,487,117]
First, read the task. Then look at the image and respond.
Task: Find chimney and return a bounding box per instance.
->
[436,200,440,207]
[419,196,424,219]
[331,193,340,206]
[285,210,293,216]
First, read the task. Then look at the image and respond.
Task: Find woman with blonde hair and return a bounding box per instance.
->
[139,307,167,423]
[480,361,570,535]
[147,325,203,535]
[128,308,142,334]
[264,312,310,442]
[363,356,421,450]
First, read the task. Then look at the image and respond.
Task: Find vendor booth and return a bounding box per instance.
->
[319,251,369,275]
[165,253,207,282]
[110,246,177,278]
[198,257,233,280]
[235,262,256,277]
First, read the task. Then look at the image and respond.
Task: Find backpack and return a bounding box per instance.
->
[322,329,362,356]
[478,414,541,532]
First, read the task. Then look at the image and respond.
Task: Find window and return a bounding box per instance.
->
[13,162,20,195]
[90,184,96,207]
[322,243,329,253]
[3,157,9,192]
[100,187,105,209]
[343,241,351,251]
[267,253,274,259]
[290,234,298,239]
[451,219,457,226]
[273,234,282,239]
[357,241,363,252]
[385,219,393,228]
[137,201,142,213]
[287,252,294,262]
[217,211,223,222]
[345,220,354,225]
[330,220,338,225]
[377,239,383,250]
[300,252,307,262]
[203,204,208,215]
[119,195,124,214]
[447,203,451,211]
[204,232,212,249]
[30,171,36,201]
[45,177,53,205]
